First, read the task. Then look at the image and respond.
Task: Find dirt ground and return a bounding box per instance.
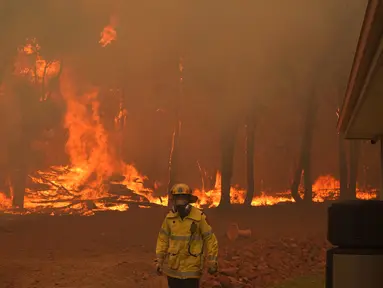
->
[0,204,328,288]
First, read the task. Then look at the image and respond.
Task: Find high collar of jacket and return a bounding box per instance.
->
[166,206,202,221]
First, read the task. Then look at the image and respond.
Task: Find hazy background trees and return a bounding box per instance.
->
[0,0,378,207]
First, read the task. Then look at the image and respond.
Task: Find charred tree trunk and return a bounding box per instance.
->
[303,94,317,202]
[347,140,360,199]
[219,124,237,208]
[302,128,313,202]
[8,81,42,209]
[8,129,28,209]
[10,167,26,209]
[291,166,303,203]
[244,116,256,206]
[291,93,317,203]
[338,134,349,200]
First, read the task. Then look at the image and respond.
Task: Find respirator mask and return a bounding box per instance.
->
[173,195,191,218]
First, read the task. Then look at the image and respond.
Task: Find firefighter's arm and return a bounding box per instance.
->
[200,213,218,268]
[155,217,170,265]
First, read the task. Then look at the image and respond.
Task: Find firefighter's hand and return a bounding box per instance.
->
[156,263,163,276]
[207,263,218,275]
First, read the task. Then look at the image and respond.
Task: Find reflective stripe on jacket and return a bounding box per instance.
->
[155,206,218,279]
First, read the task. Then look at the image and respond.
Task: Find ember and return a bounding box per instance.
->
[99,15,118,47]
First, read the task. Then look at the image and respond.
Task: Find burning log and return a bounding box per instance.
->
[28,181,53,191]
[107,174,126,183]
[107,184,153,203]
[99,195,159,207]
[63,199,97,210]
[26,167,158,211]
[226,222,252,241]
[27,195,160,208]
[108,183,135,196]
[28,174,75,197]
[27,198,105,205]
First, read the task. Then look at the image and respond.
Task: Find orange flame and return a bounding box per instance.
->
[99,26,117,47]
[193,172,377,208]
[0,38,378,215]
[99,15,118,47]
[0,192,12,209]
[15,38,60,86]
[0,171,378,214]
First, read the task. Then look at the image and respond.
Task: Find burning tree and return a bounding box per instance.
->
[0,37,62,209]
[0,15,166,212]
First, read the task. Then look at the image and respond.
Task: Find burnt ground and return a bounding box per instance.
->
[0,204,328,288]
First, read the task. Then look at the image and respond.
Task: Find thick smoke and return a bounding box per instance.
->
[0,0,377,195]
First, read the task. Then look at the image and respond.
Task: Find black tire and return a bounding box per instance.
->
[328,200,383,248]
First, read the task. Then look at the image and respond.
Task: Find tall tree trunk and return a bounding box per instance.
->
[347,140,360,199]
[302,139,313,202]
[291,93,317,203]
[10,167,26,209]
[168,121,181,192]
[167,58,183,206]
[219,124,237,208]
[291,166,303,203]
[9,135,27,209]
[8,83,32,209]
[244,116,256,206]
[302,94,317,202]
[338,133,349,200]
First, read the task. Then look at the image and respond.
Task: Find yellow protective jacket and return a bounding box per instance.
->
[155,206,218,279]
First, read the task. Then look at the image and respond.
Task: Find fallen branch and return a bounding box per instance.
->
[28,174,74,196]
[27,196,118,204]
[26,196,162,208]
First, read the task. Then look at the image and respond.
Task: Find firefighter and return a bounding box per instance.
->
[155,183,218,288]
